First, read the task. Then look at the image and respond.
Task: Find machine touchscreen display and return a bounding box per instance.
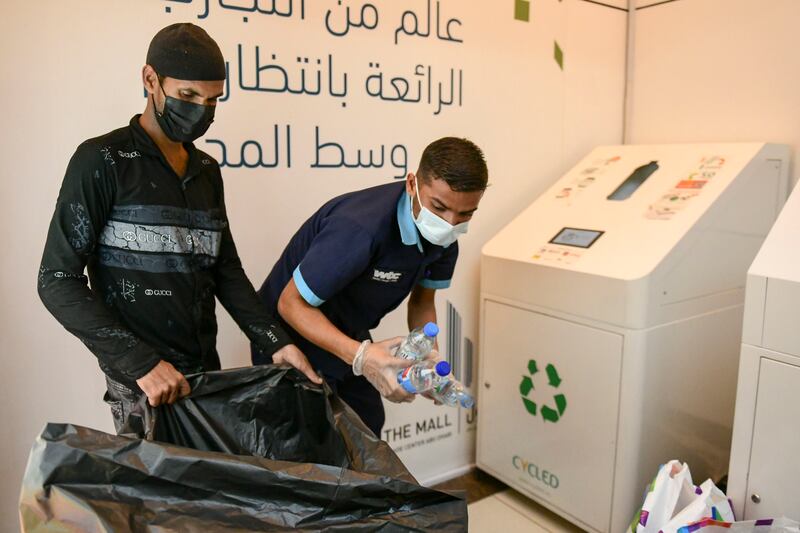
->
[549,227,604,248]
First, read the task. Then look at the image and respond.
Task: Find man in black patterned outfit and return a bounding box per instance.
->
[38,23,320,431]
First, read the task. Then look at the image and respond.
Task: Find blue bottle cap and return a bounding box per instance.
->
[423,322,439,337]
[435,361,451,376]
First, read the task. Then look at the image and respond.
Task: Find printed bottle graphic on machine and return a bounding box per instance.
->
[607,160,660,201]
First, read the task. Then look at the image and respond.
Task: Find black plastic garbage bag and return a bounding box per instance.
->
[19,365,467,532]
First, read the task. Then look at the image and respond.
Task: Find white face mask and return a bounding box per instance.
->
[411,177,469,248]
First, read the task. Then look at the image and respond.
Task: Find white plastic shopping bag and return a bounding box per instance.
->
[627,461,797,533]
[628,460,695,533]
[660,479,735,533]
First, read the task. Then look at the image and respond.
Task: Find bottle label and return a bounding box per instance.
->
[397,348,417,360]
[398,367,418,393]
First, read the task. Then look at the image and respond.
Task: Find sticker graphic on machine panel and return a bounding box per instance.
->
[519,359,567,423]
[532,245,583,264]
[645,155,727,220]
[555,156,621,201]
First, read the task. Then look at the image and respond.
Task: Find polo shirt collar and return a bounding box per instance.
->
[397,190,424,253]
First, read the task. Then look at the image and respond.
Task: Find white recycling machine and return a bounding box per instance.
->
[727,174,800,522]
[476,143,791,532]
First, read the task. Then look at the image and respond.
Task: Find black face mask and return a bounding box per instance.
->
[153,78,216,143]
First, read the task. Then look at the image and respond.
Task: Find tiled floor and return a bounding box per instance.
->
[433,469,585,532]
[468,490,584,532]
[432,468,508,504]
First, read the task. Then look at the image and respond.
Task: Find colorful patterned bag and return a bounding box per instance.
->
[675,517,800,533]
[627,461,797,533]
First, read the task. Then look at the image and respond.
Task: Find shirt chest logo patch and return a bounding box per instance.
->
[372,269,403,283]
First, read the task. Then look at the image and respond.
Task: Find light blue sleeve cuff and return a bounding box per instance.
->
[293,266,325,307]
[418,278,451,289]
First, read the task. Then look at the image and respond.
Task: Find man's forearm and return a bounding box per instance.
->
[38,273,161,380]
[407,286,438,329]
[408,287,438,349]
[278,279,360,364]
[407,301,437,330]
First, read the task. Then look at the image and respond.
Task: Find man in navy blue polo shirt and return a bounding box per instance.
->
[253,138,487,436]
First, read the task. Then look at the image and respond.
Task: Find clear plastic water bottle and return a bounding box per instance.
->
[432,379,475,409]
[397,360,451,394]
[396,322,439,360]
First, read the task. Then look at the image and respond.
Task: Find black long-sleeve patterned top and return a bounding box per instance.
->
[38,115,290,388]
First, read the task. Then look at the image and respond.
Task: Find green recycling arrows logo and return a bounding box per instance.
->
[519,359,567,423]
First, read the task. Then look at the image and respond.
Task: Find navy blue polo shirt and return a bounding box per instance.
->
[254,182,458,379]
